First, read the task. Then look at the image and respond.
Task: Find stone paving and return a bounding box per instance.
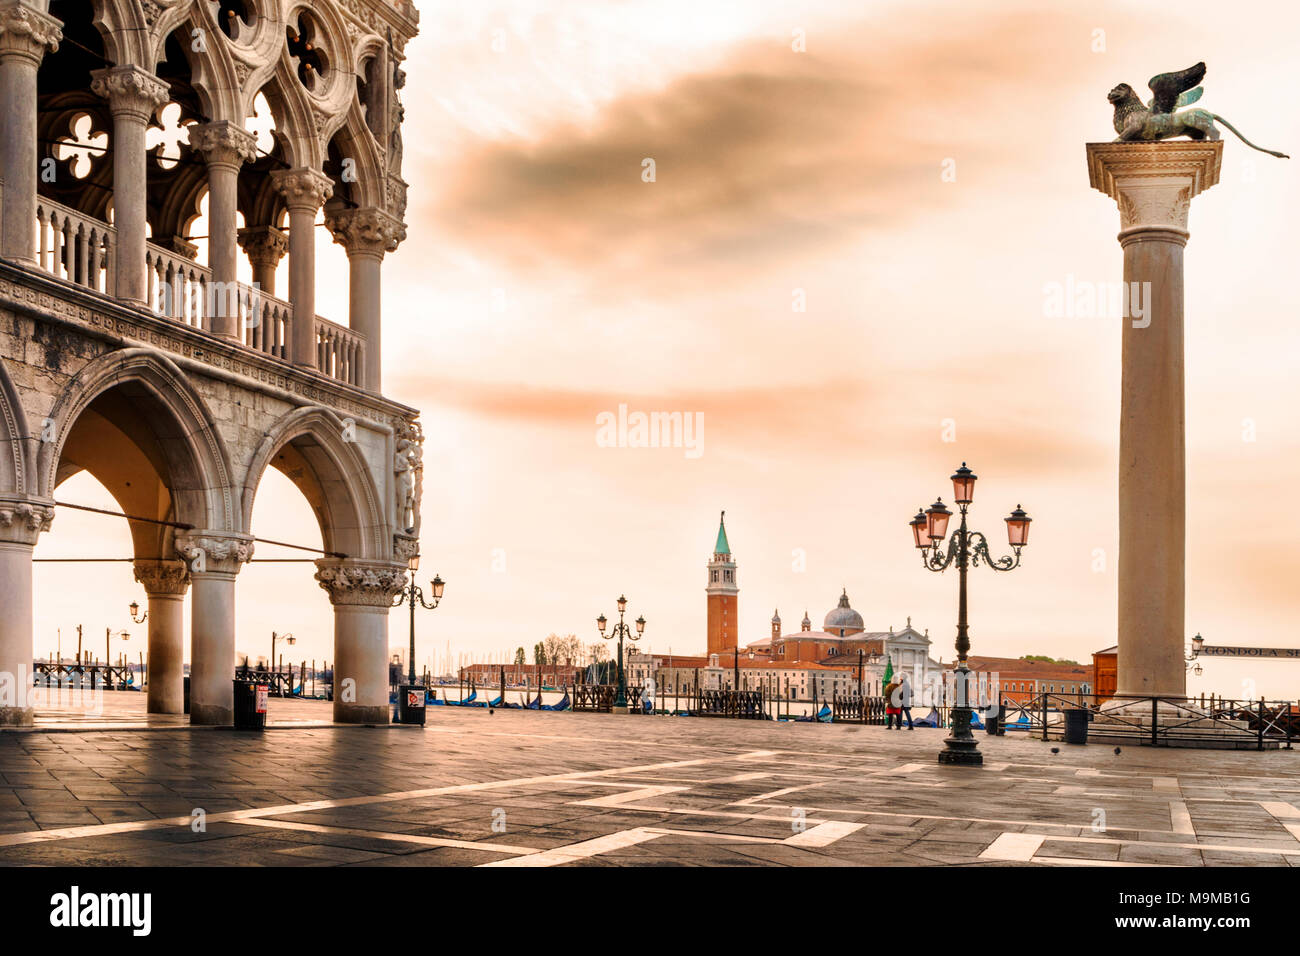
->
[2,693,1299,867]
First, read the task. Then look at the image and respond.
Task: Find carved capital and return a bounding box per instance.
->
[90,66,170,124]
[1087,141,1222,237]
[315,558,407,607]
[237,225,289,270]
[186,121,258,169]
[132,559,190,596]
[325,207,406,256]
[0,495,54,545]
[0,2,61,65]
[174,531,254,574]
[271,167,334,212]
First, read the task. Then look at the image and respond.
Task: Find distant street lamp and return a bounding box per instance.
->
[911,462,1031,766]
[271,631,296,687]
[392,555,444,685]
[128,600,147,624]
[597,594,645,712]
[1186,633,1205,675]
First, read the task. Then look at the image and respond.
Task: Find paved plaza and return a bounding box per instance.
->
[1,693,1299,867]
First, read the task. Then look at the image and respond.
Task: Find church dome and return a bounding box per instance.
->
[824,589,864,631]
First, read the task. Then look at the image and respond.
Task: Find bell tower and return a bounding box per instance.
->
[706,511,738,657]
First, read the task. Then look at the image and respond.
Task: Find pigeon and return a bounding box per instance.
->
[1050,747,1060,754]
[1114,747,1122,755]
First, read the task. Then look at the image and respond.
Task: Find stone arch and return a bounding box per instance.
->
[0,356,33,496]
[242,406,386,560]
[37,349,236,544]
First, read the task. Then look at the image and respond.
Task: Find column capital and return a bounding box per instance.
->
[186,120,258,169]
[237,224,288,269]
[271,167,334,212]
[132,559,190,596]
[1087,141,1222,236]
[325,206,407,257]
[174,530,254,575]
[0,2,61,65]
[314,558,407,607]
[0,494,54,545]
[90,65,169,125]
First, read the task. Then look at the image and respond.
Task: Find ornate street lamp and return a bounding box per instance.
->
[911,462,1030,766]
[1186,633,1204,675]
[597,595,645,712]
[128,600,147,624]
[392,554,444,686]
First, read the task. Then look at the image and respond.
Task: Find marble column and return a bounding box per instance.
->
[0,496,54,726]
[325,207,406,392]
[91,66,169,304]
[236,225,288,296]
[270,168,333,370]
[0,2,60,263]
[187,121,257,338]
[176,531,253,725]
[315,559,407,724]
[132,559,189,715]
[1087,141,1222,700]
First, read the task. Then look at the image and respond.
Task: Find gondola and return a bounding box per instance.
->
[541,692,570,712]
[795,703,833,723]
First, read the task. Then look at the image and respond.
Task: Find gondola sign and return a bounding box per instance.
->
[1199,645,1300,660]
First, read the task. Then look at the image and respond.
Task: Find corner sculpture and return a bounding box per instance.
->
[1108,61,1289,158]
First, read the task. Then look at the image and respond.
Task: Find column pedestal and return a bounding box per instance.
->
[315,559,407,724]
[1087,141,1222,701]
[177,532,252,725]
[0,496,54,726]
[133,560,189,715]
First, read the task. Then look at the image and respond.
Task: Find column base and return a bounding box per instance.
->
[937,745,983,766]
[612,705,630,715]
[189,703,232,727]
[333,702,391,725]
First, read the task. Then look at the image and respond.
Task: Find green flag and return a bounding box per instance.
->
[882,657,893,686]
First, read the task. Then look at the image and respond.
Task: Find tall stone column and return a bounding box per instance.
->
[91,66,169,304]
[236,225,288,296]
[325,207,406,392]
[1087,141,1222,700]
[0,496,54,726]
[187,121,257,337]
[132,559,189,715]
[315,559,406,724]
[176,531,253,725]
[271,168,333,370]
[0,2,60,264]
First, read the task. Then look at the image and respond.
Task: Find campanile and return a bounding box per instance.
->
[706,511,738,657]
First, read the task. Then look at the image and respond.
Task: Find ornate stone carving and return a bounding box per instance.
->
[314,559,407,607]
[270,167,334,212]
[174,531,254,574]
[1087,141,1221,236]
[325,207,406,255]
[0,3,62,63]
[392,532,418,563]
[132,559,190,595]
[0,495,54,545]
[237,225,289,270]
[394,418,422,535]
[186,120,258,168]
[385,174,408,220]
[90,66,170,124]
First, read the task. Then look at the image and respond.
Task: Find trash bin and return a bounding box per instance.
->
[1063,707,1089,745]
[397,684,427,726]
[233,680,267,731]
[183,676,191,715]
[985,705,1002,736]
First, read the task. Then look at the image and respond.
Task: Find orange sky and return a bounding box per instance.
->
[33,0,1300,699]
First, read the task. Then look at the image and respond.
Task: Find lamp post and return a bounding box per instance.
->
[1185,633,1204,676]
[597,594,645,713]
[911,462,1031,766]
[270,631,295,693]
[128,600,147,624]
[392,555,444,686]
[106,628,129,689]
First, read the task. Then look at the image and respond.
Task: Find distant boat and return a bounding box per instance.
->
[541,692,570,712]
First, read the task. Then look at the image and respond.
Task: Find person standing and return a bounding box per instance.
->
[898,672,914,730]
[884,678,900,730]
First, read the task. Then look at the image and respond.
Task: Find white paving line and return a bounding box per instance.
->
[234,817,540,855]
[980,833,1044,862]
[785,821,865,847]
[573,785,688,808]
[1259,801,1300,842]
[1170,800,1195,835]
[480,827,665,867]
